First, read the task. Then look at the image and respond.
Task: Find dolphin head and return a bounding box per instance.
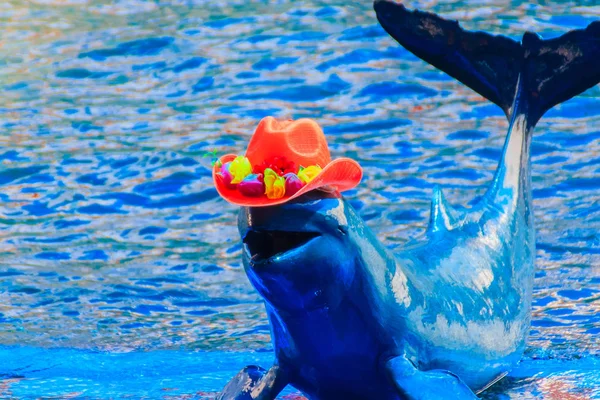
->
[238,190,360,314]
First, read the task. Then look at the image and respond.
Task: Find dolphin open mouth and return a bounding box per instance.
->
[243,230,321,262]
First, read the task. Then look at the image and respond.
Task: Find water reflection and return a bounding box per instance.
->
[0,0,599,398]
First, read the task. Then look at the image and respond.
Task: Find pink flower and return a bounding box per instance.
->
[238,174,265,197]
[218,162,236,189]
[284,173,304,196]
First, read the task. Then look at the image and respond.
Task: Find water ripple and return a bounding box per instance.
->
[0,0,599,398]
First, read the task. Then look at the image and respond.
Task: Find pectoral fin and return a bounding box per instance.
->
[218,364,287,400]
[385,356,479,400]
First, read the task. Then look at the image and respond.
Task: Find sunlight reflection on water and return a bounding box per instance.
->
[0,0,599,398]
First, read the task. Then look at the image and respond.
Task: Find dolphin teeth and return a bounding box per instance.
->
[428,185,457,234]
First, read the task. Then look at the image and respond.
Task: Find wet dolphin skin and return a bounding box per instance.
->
[217,2,600,399]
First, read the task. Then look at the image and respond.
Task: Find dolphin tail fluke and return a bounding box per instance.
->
[374,0,600,125]
[520,24,600,126]
[374,0,521,118]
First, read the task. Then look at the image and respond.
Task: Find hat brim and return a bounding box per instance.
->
[213,154,362,207]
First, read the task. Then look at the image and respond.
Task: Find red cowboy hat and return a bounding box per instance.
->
[212,117,362,207]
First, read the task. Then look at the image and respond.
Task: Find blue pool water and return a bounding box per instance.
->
[1,0,599,398]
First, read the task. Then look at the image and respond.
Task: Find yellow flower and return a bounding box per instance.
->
[229,156,253,184]
[264,168,286,199]
[298,165,322,184]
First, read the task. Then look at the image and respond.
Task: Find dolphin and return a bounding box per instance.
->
[217,2,600,399]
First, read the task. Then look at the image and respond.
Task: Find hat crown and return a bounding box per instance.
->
[245,117,332,168]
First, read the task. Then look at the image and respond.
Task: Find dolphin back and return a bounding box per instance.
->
[374,0,600,126]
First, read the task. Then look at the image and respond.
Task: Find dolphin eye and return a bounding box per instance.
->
[243,230,321,261]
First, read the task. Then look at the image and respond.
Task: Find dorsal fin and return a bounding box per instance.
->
[428,186,456,234]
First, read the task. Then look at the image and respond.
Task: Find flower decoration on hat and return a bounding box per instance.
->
[217,156,322,200]
[212,117,362,207]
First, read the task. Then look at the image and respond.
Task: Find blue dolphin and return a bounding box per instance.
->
[217,2,600,399]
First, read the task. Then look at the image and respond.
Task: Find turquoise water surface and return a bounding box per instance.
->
[1,0,599,398]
